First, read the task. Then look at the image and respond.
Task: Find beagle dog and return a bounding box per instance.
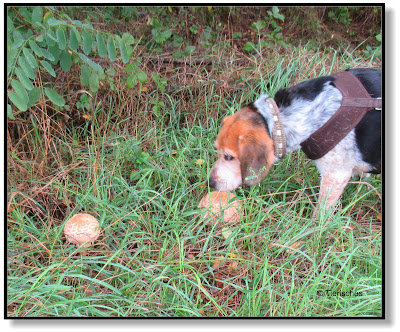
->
[209,68,381,209]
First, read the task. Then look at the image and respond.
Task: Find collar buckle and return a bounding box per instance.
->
[375,97,382,111]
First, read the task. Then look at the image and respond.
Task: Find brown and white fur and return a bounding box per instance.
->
[209,68,381,209]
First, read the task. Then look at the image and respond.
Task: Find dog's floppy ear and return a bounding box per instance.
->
[238,133,275,186]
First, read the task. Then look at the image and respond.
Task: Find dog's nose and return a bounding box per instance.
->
[208,177,216,188]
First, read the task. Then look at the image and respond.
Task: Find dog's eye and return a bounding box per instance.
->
[224,154,234,161]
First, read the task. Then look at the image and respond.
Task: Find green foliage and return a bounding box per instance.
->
[172,45,196,59]
[147,12,174,53]
[152,73,167,93]
[44,88,65,106]
[244,6,287,53]
[76,93,90,111]
[119,139,152,182]
[152,26,172,44]
[327,7,357,25]
[124,60,148,89]
[8,6,380,120]
[107,36,117,61]
[6,6,141,118]
[363,32,382,61]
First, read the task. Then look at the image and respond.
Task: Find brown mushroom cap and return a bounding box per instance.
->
[198,191,242,226]
[64,213,100,248]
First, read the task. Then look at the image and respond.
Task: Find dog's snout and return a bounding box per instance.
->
[208,177,216,188]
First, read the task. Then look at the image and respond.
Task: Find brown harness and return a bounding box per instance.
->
[300,71,382,160]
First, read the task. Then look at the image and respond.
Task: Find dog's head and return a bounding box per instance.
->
[209,106,276,191]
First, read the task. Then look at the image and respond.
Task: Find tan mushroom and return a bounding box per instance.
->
[198,191,242,227]
[63,213,100,248]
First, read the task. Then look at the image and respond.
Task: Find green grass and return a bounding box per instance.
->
[7,27,382,317]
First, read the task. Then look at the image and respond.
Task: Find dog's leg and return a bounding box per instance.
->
[318,170,352,209]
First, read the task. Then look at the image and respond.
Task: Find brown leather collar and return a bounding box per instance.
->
[300,71,382,160]
[267,98,287,159]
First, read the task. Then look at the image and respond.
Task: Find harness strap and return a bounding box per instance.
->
[300,71,381,160]
[341,97,381,110]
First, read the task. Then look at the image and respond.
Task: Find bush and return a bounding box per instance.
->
[7,6,139,119]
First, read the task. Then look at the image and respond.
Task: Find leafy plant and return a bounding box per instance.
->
[148,14,173,52]
[268,6,285,22]
[327,7,357,25]
[152,26,172,44]
[125,60,148,89]
[172,45,196,59]
[243,6,286,53]
[76,93,91,112]
[152,73,167,93]
[125,142,152,181]
[189,24,199,35]
[6,6,140,118]
[363,32,382,61]
[266,6,286,46]
[149,98,165,116]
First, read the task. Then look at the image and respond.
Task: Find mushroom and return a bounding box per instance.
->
[198,191,242,227]
[63,213,100,248]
